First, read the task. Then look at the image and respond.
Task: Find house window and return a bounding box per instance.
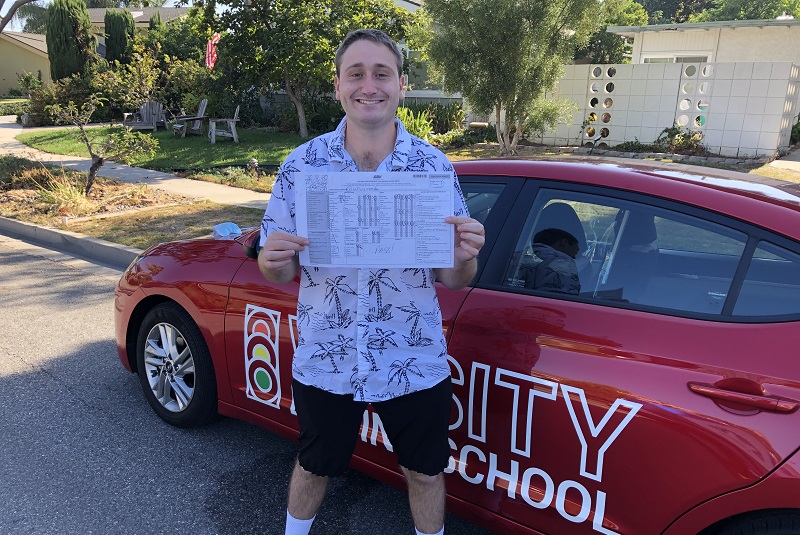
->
[643,55,709,64]
[675,56,708,63]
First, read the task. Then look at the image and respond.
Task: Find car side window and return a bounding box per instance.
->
[503,188,749,316]
[460,182,505,225]
[733,241,800,317]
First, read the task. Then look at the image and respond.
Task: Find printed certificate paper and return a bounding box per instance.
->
[296,172,454,268]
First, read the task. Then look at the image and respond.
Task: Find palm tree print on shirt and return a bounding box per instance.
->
[402,267,429,288]
[367,328,398,361]
[324,275,356,329]
[397,302,433,347]
[366,269,400,322]
[350,366,368,400]
[389,358,424,395]
[310,334,354,373]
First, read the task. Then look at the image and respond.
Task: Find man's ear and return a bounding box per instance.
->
[334,75,341,100]
[400,75,406,99]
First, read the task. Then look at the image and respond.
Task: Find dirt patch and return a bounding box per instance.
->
[0,157,265,249]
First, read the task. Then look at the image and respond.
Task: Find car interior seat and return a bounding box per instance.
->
[601,210,659,303]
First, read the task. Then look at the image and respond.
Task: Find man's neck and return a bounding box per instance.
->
[344,120,397,172]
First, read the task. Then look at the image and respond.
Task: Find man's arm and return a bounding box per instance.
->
[257,231,310,284]
[433,216,485,290]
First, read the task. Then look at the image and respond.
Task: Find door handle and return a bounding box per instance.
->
[688,382,800,414]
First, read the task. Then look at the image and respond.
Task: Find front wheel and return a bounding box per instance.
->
[135,303,218,427]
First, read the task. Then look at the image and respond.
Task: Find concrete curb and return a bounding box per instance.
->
[0,216,143,271]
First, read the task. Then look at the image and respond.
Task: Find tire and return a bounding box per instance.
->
[715,512,800,535]
[135,302,218,428]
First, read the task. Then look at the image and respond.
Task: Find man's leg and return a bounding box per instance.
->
[288,460,329,519]
[402,467,445,534]
[374,378,452,535]
[286,380,367,534]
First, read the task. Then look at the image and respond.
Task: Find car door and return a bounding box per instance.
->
[445,178,800,535]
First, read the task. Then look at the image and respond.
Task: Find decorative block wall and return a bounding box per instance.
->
[538,61,800,158]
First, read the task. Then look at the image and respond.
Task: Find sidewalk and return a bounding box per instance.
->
[0,115,271,210]
[0,114,270,269]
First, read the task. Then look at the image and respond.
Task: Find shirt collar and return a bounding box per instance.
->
[328,116,412,171]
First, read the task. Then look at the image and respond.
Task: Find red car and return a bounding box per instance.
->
[115,160,800,535]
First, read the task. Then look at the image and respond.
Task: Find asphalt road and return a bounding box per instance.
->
[0,235,495,535]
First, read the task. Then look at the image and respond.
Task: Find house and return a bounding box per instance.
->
[534,17,800,158]
[0,8,188,95]
[0,32,50,95]
[607,17,800,65]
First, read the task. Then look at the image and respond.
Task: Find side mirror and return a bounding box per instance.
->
[243,233,262,259]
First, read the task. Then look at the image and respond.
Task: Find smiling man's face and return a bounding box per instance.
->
[334,39,405,132]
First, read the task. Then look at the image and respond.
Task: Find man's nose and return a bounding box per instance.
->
[361,74,378,94]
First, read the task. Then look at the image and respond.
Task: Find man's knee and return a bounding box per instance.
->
[402,467,444,489]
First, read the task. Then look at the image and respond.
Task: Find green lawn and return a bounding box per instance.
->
[16,126,304,171]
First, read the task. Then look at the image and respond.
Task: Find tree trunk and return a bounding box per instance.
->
[85,156,104,195]
[495,105,510,155]
[284,69,309,138]
[510,117,524,153]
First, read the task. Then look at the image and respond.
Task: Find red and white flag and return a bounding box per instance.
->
[206,32,221,70]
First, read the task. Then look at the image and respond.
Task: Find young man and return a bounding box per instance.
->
[257,29,485,535]
[525,227,581,294]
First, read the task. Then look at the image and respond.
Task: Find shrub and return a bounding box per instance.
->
[402,101,464,134]
[611,138,661,152]
[656,124,707,155]
[430,125,497,148]
[397,106,434,140]
[792,120,800,145]
[275,105,299,133]
[307,97,345,134]
[0,155,41,186]
[17,70,43,96]
[26,74,94,126]
[0,101,29,116]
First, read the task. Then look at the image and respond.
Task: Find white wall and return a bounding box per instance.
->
[538,61,799,158]
[630,26,800,65]
[633,29,719,63]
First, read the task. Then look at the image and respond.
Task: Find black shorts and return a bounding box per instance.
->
[292,378,452,477]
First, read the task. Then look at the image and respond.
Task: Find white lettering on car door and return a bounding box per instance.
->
[561,384,641,481]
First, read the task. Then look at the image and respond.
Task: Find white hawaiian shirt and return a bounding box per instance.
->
[260,117,469,401]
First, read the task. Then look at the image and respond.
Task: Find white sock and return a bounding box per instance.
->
[415,528,444,535]
[285,510,315,535]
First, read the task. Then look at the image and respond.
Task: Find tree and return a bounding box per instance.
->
[639,0,715,23]
[46,95,157,195]
[11,0,46,33]
[105,9,135,64]
[207,0,423,138]
[690,0,800,21]
[575,0,648,64]
[425,0,606,154]
[1,0,39,33]
[45,0,96,80]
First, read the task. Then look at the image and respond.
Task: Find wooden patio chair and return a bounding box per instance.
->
[208,105,240,144]
[122,100,164,132]
[172,98,208,138]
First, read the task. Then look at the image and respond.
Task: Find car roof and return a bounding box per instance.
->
[452,159,800,241]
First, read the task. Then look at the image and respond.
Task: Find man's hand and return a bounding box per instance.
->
[433,216,485,290]
[446,215,485,263]
[257,231,310,284]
